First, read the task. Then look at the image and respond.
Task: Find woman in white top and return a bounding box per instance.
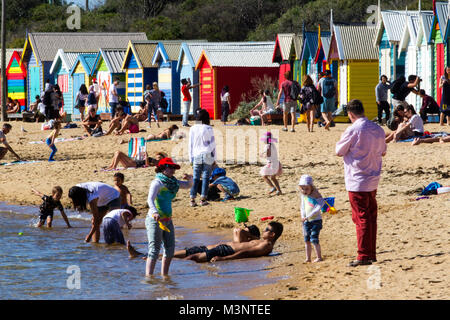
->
[250,90,276,125]
[68,182,121,243]
[189,109,216,207]
[220,85,231,124]
[102,206,138,245]
[393,104,424,142]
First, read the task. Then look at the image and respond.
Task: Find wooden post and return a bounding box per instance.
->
[1,0,7,122]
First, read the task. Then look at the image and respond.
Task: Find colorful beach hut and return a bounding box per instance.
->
[329,24,379,122]
[49,49,95,116]
[90,48,126,113]
[176,42,210,118]
[300,31,319,84]
[69,53,97,116]
[20,32,147,109]
[313,27,331,78]
[416,12,435,103]
[5,50,26,110]
[272,34,295,86]
[428,2,449,104]
[121,40,160,113]
[152,41,185,114]
[195,42,279,120]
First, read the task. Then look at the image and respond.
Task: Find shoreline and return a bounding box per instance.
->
[1,120,449,299]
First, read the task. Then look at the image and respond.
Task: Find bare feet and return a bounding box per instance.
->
[313,258,323,263]
[411,138,421,146]
[268,187,276,195]
[127,240,144,259]
[304,259,311,263]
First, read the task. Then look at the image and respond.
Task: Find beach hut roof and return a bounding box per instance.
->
[399,11,433,53]
[21,32,147,64]
[334,24,378,60]
[153,40,202,65]
[49,49,96,74]
[122,40,160,69]
[320,36,331,61]
[1,49,21,70]
[428,1,450,42]
[301,32,319,61]
[417,11,434,45]
[69,53,97,76]
[272,33,303,63]
[374,10,424,46]
[195,42,278,69]
[91,48,126,76]
[6,50,26,75]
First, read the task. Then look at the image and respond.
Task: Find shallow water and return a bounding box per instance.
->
[0,202,277,300]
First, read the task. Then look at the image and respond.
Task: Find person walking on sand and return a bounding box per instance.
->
[335,99,387,267]
[299,175,324,263]
[0,123,21,161]
[276,71,297,132]
[144,158,193,276]
[109,78,120,118]
[318,69,337,130]
[299,75,321,132]
[220,85,231,124]
[260,131,282,195]
[375,75,392,125]
[46,120,61,162]
[181,78,201,127]
[439,66,450,126]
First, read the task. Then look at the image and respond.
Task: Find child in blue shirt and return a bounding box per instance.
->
[209,167,240,201]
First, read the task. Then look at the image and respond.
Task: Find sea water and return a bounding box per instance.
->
[0,202,277,300]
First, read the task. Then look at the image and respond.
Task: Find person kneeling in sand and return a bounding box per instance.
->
[126,223,264,259]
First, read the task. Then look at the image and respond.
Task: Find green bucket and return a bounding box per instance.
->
[234,207,252,223]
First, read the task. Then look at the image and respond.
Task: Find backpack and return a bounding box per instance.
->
[43,91,52,106]
[160,97,168,111]
[311,86,324,105]
[390,76,405,95]
[87,92,96,105]
[321,78,336,99]
[290,81,301,100]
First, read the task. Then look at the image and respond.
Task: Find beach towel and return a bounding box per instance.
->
[145,138,170,143]
[128,137,146,161]
[0,160,41,166]
[29,137,84,144]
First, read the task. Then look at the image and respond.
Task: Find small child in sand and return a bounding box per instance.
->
[113,173,132,208]
[298,175,324,263]
[32,186,71,228]
[209,167,240,201]
[46,120,61,161]
[102,206,139,245]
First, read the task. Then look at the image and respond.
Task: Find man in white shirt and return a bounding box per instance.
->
[109,78,120,118]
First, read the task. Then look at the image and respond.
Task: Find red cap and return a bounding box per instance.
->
[157,157,180,169]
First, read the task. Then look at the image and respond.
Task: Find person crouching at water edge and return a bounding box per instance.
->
[145,158,193,276]
[68,182,121,243]
[102,205,139,245]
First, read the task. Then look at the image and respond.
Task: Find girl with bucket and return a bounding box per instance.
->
[260,131,282,195]
[145,157,192,277]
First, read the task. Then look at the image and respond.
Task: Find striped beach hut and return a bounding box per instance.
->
[49,50,95,115]
[5,50,26,110]
[428,2,449,104]
[69,53,97,116]
[328,24,379,122]
[20,32,147,109]
[90,49,126,114]
[176,42,210,118]
[300,31,320,84]
[195,42,279,120]
[416,11,435,103]
[121,41,159,113]
[313,29,332,77]
[272,34,295,86]
[152,41,185,114]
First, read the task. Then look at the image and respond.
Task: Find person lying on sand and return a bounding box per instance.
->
[127,222,282,263]
[118,125,179,144]
[411,135,450,145]
[105,151,166,170]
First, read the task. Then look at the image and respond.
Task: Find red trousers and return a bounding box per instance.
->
[348,190,378,261]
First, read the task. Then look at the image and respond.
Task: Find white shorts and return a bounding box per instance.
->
[282,101,297,113]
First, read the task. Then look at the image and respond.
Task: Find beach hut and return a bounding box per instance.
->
[272,34,295,86]
[176,42,210,118]
[121,40,160,113]
[329,24,379,122]
[49,49,95,116]
[428,2,449,104]
[69,53,97,116]
[195,42,279,120]
[5,50,26,110]
[90,48,126,113]
[313,30,332,77]
[416,12,436,103]
[152,41,185,115]
[300,31,320,84]
[20,32,147,109]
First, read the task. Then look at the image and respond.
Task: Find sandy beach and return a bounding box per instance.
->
[0,119,449,300]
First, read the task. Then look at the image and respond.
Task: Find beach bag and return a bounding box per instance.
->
[311,86,323,105]
[420,182,443,195]
[322,78,336,99]
[290,81,302,100]
[87,92,96,105]
[43,91,52,106]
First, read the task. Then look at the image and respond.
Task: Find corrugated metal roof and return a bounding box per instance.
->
[26,32,147,63]
[380,10,408,42]
[132,41,159,68]
[435,1,449,38]
[161,41,184,61]
[321,36,331,60]
[201,43,278,67]
[335,25,378,60]
[99,48,126,73]
[420,12,434,43]
[50,49,96,74]
[304,32,319,59]
[293,34,303,59]
[1,49,21,70]
[277,33,296,61]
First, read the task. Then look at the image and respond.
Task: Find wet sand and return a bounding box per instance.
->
[0,120,449,299]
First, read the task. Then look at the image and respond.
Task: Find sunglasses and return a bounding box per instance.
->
[264,227,273,233]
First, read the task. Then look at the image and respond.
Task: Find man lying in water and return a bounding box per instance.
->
[127,222,283,263]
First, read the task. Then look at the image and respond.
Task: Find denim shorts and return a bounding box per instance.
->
[102,218,125,245]
[146,215,175,260]
[303,219,323,244]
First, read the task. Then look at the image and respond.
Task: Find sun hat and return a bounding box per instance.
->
[298,174,314,186]
[260,131,278,143]
[157,157,180,169]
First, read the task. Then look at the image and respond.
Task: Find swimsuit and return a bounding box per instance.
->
[184,244,235,261]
